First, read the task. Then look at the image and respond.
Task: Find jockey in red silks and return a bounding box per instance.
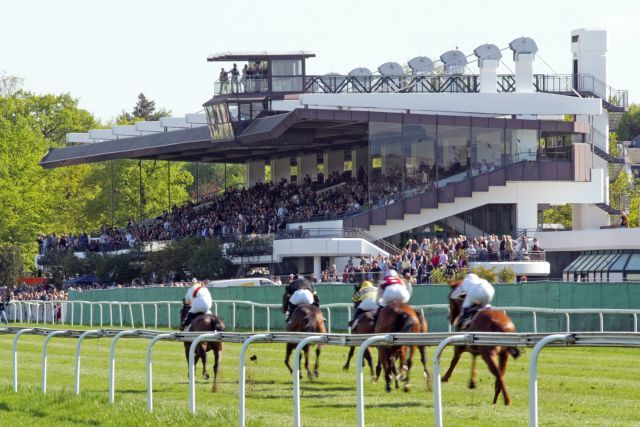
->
[377,269,413,306]
[181,278,213,330]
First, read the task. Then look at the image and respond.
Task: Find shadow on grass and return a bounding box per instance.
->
[313,401,428,409]
[0,402,10,411]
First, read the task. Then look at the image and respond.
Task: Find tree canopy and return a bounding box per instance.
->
[616,103,640,141]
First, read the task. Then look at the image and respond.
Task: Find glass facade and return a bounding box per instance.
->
[271,59,303,92]
[367,118,541,207]
[205,103,234,141]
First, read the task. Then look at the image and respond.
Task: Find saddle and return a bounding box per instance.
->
[459,305,483,331]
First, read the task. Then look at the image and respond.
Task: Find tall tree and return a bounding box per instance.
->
[617,103,640,141]
[116,93,170,123]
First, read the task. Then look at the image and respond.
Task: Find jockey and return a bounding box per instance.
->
[282,277,319,322]
[349,280,378,328]
[181,278,213,331]
[450,273,495,329]
[377,269,412,306]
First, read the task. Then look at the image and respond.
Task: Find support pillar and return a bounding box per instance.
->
[271,157,291,184]
[246,160,265,187]
[297,153,317,184]
[352,146,368,181]
[324,150,345,178]
[313,256,322,280]
[516,202,538,232]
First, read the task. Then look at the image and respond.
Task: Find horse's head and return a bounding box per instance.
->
[447,280,464,325]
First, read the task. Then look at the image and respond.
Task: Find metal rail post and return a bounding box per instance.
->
[238,334,272,426]
[293,336,328,427]
[13,328,34,391]
[529,334,572,427]
[146,333,176,412]
[433,335,472,427]
[42,330,69,393]
[188,332,221,414]
[75,329,101,395]
[356,335,392,427]
[109,330,139,404]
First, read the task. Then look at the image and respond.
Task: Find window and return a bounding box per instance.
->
[272,59,303,92]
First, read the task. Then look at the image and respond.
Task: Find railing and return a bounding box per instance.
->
[3,326,640,426]
[274,227,401,255]
[7,300,639,334]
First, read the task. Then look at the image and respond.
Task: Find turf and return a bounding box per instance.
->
[0,324,639,426]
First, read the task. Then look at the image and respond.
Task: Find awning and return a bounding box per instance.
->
[563,251,640,277]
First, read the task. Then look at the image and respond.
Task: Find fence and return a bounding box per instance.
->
[2,326,640,427]
[6,300,640,335]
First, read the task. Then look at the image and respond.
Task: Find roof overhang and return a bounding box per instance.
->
[207,51,315,61]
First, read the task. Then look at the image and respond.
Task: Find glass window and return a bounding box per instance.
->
[272,59,303,92]
[205,103,235,141]
[369,121,403,206]
[506,129,538,162]
[437,125,470,186]
[403,123,436,195]
[471,127,504,175]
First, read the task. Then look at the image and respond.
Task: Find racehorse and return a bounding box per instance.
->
[180,302,225,392]
[374,302,431,392]
[342,310,376,379]
[284,304,326,380]
[441,282,521,405]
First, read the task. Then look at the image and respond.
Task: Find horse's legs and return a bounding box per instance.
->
[378,348,392,393]
[343,346,355,371]
[313,344,321,378]
[199,344,209,381]
[418,345,432,391]
[402,346,413,392]
[284,343,294,374]
[441,347,464,383]
[211,345,222,392]
[480,349,511,405]
[498,349,509,376]
[374,356,382,384]
[364,348,375,381]
[469,354,478,389]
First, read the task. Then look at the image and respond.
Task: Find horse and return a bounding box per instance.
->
[441,283,521,405]
[284,304,326,380]
[179,302,225,392]
[374,302,431,392]
[342,310,377,380]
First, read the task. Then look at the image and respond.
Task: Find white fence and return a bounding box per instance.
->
[2,326,640,427]
[6,300,640,334]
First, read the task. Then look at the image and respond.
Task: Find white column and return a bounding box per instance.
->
[246,160,265,187]
[572,204,610,230]
[478,59,498,93]
[297,153,317,184]
[324,150,345,176]
[313,256,322,280]
[271,157,291,184]
[516,202,538,231]
[352,146,369,179]
[514,53,534,93]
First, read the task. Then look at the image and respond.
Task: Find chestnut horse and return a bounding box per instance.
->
[180,303,225,392]
[374,302,430,392]
[441,283,521,405]
[284,304,326,380]
[342,310,377,379]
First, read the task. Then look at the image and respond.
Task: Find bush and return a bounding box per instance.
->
[470,265,497,283]
[496,267,516,284]
[428,267,448,284]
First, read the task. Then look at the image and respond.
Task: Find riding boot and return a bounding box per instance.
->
[456,306,478,330]
[181,311,196,331]
[372,305,382,325]
[349,308,363,328]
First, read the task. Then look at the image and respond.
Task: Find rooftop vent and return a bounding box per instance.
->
[408,56,435,76]
[377,62,404,76]
[509,37,538,93]
[440,50,468,75]
[473,44,502,93]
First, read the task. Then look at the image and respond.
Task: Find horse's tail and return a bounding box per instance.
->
[395,310,417,333]
[508,347,521,359]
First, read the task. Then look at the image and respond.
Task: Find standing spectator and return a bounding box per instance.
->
[219,67,229,93]
[620,211,629,228]
[0,296,8,324]
[229,63,240,93]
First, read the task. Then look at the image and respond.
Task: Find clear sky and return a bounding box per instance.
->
[2,0,638,122]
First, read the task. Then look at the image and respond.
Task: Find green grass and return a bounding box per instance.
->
[0,324,639,426]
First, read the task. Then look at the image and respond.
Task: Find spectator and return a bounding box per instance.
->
[219,67,229,93]
[620,211,629,228]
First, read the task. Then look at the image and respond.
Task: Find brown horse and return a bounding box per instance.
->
[441,283,521,405]
[180,302,225,392]
[374,302,430,392]
[342,310,377,379]
[284,304,326,380]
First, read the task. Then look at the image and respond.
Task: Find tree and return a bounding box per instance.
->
[0,243,23,288]
[0,71,23,97]
[95,253,141,285]
[542,204,572,229]
[616,103,640,141]
[116,93,171,123]
[187,239,233,280]
[143,238,197,283]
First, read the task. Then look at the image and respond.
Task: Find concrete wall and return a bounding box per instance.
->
[532,228,640,252]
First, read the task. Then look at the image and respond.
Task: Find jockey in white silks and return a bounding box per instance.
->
[282,278,319,322]
[377,269,413,306]
[182,278,213,330]
[450,273,495,329]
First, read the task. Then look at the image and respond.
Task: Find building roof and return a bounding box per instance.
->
[563,251,640,275]
[207,51,315,61]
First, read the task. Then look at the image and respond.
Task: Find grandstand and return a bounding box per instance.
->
[39,29,640,282]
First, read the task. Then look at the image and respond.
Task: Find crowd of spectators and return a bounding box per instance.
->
[1,284,68,302]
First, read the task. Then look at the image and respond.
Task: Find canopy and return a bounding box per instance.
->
[65,274,99,285]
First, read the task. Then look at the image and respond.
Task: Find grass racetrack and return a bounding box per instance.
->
[1,324,639,426]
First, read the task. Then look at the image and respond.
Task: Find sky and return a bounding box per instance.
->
[2,0,639,123]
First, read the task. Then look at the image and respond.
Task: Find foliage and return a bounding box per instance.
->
[185,162,246,198]
[187,239,234,280]
[542,204,572,229]
[95,253,141,285]
[470,265,497,283]
[142,238,196,283]
[496,266,516,284]
[616,103,640,141]
[115,93,171,123]
[0,243,23,288]
[0,71,23,96]
[427,267,448,284]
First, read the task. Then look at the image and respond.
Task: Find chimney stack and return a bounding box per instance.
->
[509,37,538,93]
[473,44,502,93]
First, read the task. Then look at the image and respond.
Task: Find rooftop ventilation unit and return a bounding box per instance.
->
[377,62,404,77]
[440,50,467,75]
[408,56,435,76]
[348,67,373,91]
[509,37,538,93]
[473,44,502,93]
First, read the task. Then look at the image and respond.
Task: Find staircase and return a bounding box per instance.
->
[344,159,574,234]
[596,203,622,216]
[593,144,625,164]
